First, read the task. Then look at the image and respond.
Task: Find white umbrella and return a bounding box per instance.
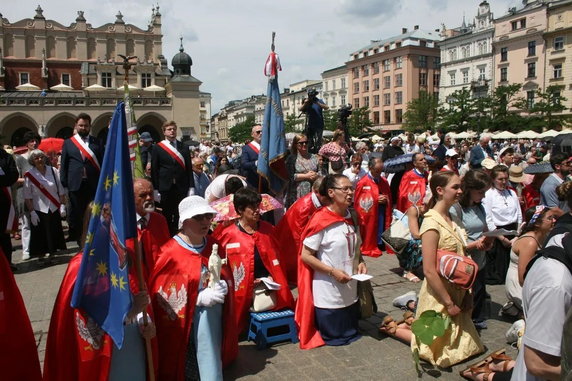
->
[351,136,360,142]
[516,130,539,139]
[454,131,473,139]
[143,84,165,92]
[50,83,73,91]
[117,84,140,91]
[539,129,558,138]
[557,128,572,135]
[84,84,107,92]
[16,83,40,91]
[492,131,518,140]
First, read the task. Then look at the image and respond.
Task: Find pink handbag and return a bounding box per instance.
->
[436,250,478,290]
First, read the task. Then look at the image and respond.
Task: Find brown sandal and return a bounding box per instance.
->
[460,360,492,381]
[402,311,415,326]
[379,316,397,335]
[490,350,513,372]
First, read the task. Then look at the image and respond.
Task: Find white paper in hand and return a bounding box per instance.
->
[351,274,373,282]
[259,277,281,290]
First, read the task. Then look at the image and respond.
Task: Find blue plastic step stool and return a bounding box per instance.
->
[247,309,298,349]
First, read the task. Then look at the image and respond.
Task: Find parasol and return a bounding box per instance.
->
[383,153,435,173]
[50,83,73,91]
[38,137,64,153]
[209,193,282,222]
[523,162,553,175]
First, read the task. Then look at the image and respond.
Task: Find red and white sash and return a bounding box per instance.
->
[2,187,17,232]
[247,142,260,155]
[71,135,100,171]
[24,171,61,209]
[157,140,186,169]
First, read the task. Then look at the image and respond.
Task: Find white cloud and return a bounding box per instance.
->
[4,0,514,111]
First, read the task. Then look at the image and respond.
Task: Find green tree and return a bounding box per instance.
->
[438,88,475,132]
[528,85,570,130]
[228,115,256,143]
[490,83,523,132]
[284,113,303,133]
[347,106,372,137]
[322,109,339,131]
[403,90,439,132]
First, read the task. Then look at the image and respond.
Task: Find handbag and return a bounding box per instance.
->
[436,250,478,289]
[251,283,277,312]
[381,210,412,254]
[350,210,378,318]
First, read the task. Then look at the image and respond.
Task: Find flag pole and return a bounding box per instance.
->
[120,55,155,381]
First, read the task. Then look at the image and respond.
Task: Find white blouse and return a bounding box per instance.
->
[23,166,65,213]
[482,186,522,231]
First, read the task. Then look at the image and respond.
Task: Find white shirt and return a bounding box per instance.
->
[303,217,358,309]
[482,187,522,231]
[204,174,248,203]
[342,167,366,188]
[23,166,64,213]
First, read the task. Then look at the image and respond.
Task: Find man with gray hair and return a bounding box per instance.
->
[469,133,493,169]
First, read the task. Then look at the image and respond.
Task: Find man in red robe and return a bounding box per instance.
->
[396,153,428,212]
[354,156,392,257]
[43,251,157,381]
[133,178,170,281]
[274,178,328,284]
[0,248,42,381]
[212,220,295,333]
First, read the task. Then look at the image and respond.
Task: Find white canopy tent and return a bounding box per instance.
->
[516,130,539,139]
[50,83,73,91]
[539,129,559,138]
[492,131,518,140]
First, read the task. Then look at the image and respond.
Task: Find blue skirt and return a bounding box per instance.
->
[314,302,361,346]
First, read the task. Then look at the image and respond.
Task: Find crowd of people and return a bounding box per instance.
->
[1,115,571,381]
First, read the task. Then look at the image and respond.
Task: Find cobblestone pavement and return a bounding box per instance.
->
[12,239,517,380]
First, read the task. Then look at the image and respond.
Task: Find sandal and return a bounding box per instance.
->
[379,316,397,335]
[460,360,492,381]
[402,311,415,326]
[489,349,512,372]
[403,271,421,283]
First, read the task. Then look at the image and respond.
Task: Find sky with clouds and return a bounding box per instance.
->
[5,0,520,112]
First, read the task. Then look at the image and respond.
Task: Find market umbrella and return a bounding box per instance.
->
[516,130,539,139]
[540,129,559,139]
[492,131,518,140]
[209,193,282,222]
[550,133,572,155]
[38,137,64,153]
[383,153,435,173]
[16,83,40,91]
[143,85,165,92]
[84,84,107,92]
[117,84,140,91]
[50,83,73,91]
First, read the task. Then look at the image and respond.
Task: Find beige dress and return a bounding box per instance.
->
[411,209,484,368]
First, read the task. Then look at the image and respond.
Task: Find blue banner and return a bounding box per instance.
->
[71,102,136,349]
[257,70,288,194]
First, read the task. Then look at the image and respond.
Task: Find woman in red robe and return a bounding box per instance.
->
[212,187,295,333]
[149,196,238,381]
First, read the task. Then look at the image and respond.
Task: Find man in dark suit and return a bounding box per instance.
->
[151,121,194,235]
[60,113,104,245]
[240,125,268,191]
[469,133,493,169]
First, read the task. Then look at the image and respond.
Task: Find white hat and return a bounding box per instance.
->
[178,196,218,228]
[445,148,459,158]
[481,157,497,170]
[390,136,401,143]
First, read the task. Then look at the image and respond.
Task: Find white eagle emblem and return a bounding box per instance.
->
[75,312,104,350]
[233,262,245,291]
[157,284,187,320]
[359,196,374,213]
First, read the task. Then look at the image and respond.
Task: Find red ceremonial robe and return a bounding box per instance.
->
[295,207,355,349]
[354,174,392,257]
[149,236,238,381]
[522,184,540,210]
[137,211,170,283]
[42,253,159,381]
[212,221,295,332]
[274,192,320,284]
[0,248,42,381]
[397,169,428,212]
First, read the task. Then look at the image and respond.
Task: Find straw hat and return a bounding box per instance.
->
[508,166,524,183]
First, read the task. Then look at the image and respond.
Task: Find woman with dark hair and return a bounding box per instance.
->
[212,187,294,332]
[482,165,522,285]
[318,129,350,174]
[285,133,319,208]
[296,174,367,349]
[450,170,494,329]
[504,205,556,313]
[23,149,66,260]
[412,171,484,367]
[214,155,232,177]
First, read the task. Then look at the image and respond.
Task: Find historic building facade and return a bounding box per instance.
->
[346,26,442,131]
[439,1,495,104]
[321,65,348,111]
[0,6,210,146]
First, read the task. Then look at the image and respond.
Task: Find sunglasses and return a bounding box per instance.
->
[254,130,262,135]
[297,141,308,146]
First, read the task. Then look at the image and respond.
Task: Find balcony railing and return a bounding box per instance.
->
[0,94,171,107]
